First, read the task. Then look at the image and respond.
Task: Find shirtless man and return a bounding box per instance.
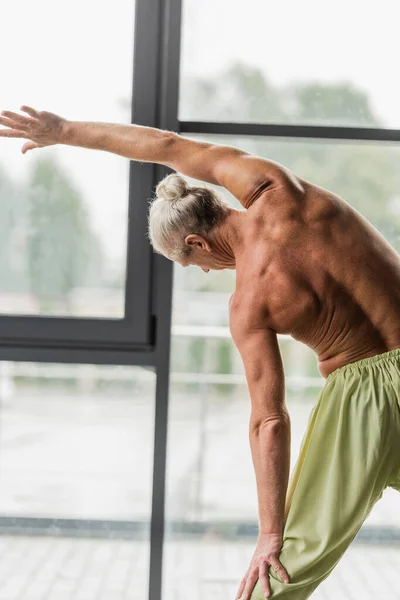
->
[1,106,400,600]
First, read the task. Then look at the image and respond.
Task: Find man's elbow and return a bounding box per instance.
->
[250,412,290,436]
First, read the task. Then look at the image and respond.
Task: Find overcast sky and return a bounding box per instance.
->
[1,0,399,266]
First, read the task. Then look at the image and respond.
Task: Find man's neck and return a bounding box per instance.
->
[210,209,244,269]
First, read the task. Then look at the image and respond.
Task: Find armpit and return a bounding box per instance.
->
[242,167,305,210]
[242,179,277,209]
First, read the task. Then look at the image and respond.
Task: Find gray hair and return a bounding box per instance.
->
[147,173,231,261]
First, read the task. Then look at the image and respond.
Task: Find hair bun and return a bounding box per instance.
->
[156,173,189,202]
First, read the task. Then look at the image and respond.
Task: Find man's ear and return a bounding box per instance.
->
[184,234,211,251]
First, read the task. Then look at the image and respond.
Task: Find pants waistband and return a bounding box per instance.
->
[326,347,400,383]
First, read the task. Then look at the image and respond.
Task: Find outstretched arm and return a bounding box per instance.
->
[0,105,175,162]
[0,106,301,207]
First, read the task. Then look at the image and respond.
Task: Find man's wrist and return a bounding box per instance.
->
[59,120,103,150]
[59,119,74,145]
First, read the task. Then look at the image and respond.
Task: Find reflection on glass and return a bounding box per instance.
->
[0,360,154,598]
[180,0,400,128]
[0,0,135,317]
[164,136,400,598]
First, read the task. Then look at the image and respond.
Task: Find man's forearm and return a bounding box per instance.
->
[249,415,291,535]
[62,120,175,163]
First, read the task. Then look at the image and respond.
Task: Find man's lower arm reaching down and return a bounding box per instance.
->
[250,414,291,535]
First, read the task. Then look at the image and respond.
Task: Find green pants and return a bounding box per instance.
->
[251,348,400,599]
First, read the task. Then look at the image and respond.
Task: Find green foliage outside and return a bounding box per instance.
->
[0,164,27,293]
[214,338,234,396]
[0,156,104,313]
[27,158,104,313]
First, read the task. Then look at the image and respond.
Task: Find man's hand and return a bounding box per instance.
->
[236,532,289,600]
[0,106,67,154]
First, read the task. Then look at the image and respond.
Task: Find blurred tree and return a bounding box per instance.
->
[214,338,234,396]
[0,166,28,293]
[180,61,285,123]
[27,158,104,313]
[187,336,205,394]
[288,81,379,127]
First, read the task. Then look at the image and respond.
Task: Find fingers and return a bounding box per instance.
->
[0,110,33,125]
[0,116,29,133]
[0,128,26,138]
[241,569,258,600]
[20,105,40,118]
[236,576,247,600]
[0,115,20,128]
[259,560,271,598]
[269,556,290,584]
[237,555,289,600]
[0,107,40,143]
[21,141,40,154]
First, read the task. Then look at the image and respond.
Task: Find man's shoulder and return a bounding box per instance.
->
[228,287,271,338]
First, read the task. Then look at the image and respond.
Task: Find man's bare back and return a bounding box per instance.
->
[233,179,400,379]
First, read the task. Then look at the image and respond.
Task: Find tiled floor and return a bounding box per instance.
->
[0,535,398,599]
[0,536,148,600]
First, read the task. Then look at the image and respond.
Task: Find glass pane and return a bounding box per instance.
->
[164,137,400,598]
[0,360,154,599]
[0,0,135,317]
[180,0,400,129]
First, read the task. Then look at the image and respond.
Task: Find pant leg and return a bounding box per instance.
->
[250,354,400,600]
[388,475,400,493]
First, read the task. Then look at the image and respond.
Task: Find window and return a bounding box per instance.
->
[0,0,154,347]
[0,360,155,598]
[180,0,400,129]
[0,0,138,318]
